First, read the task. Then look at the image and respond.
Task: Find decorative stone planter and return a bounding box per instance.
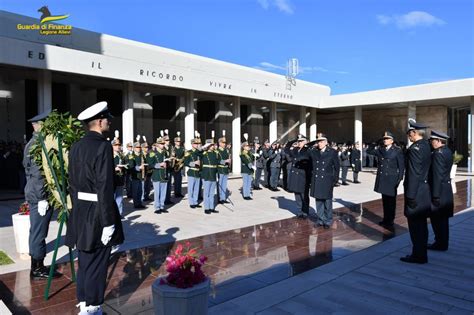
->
[12,213,30,255]
[152,277,210,315]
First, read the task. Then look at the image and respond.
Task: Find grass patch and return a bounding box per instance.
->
[0,250,14,265]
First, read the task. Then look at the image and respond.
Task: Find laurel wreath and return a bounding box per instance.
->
[29,110,85,220]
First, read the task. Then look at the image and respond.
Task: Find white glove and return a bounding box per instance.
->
[101,225,115,245]
[38,200,49,216]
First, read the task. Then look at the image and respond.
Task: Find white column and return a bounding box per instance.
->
[269,102,277,143]
[354,106,362,146]
[122,81,134,146]
[309,108,317,141]
[470,97,474,172]
[37,69,51,113]
[184,90,195,150]
[299,107,307,136]
[232,96,241,174]
[407,102,416,145]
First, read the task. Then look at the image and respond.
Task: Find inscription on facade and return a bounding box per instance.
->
[210,81,231,90]
[139,69,184,82]
[273,92,293,100]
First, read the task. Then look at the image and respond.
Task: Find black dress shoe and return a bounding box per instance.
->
[271,188,280,191]
[221,200,230,204]
[161,209,169,213]
[190,205,196,209]
[154,209,162,214]
[244,197,253,200]
[378,221,394,227]
[204,209,212,214]
[218,200,224,204]
[30,259,61,280]
[427,243,448,251]
[353,181,361,184]
[195,204,202,208]
[254,187,262,190]
[297,213,308,219]
[400,255,427,264]
[341,182,349,186]
[211,209,219,213]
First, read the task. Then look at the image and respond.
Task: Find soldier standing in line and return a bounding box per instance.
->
[350,142,362,184]
[128,140,146,209]
[216,133,231,204]
[148,137,168,214]
[253,138,264,190]
[66,101,124,314]
[374,131,405,227]
[124,142,133,198]
[141,141,152,202]
[401,120,431,264]
[262,140,271,188]
[184,136,202,209]
[339,144,350,185]
[281,140,292,191]
[171,132,185,198]
[268,141,282,191]
[287,135,312,218]
[428,130,454,251]
[163,130,174,205]
[23,111,62,280]
[201,139,219,214]
[240,141,254,200]
[309,133,340,229]
[112,132,126,219]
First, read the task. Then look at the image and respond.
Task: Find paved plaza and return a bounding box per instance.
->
[0,172,473,314]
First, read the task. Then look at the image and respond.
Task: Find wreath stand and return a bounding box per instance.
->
[38,132,76,300]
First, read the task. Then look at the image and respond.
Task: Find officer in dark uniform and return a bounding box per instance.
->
[374,131,405,227]
[23,111,62,280]
[401,119,431,264]
[287,135,312,218]
[339,145,350,185]
[281,141,292,190]
[309,133,340,229]
[428,130,454,251]
[66,101,124,313]
[268,141,282,191]
[253,139,264,190]
[350,142,362,183]
[262,140,271,187]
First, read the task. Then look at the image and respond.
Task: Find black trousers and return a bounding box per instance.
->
[172,170,183,196]
[407,215,428,259]
[254,167,263,188]
[341,167,349,183]
[295,188,310,214]
[353,171,359,182]
[77,246,112,306]
[430,212,449,249]
[382,194,396,224]
[29,202,54,260]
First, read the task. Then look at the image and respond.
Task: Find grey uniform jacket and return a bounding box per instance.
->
[23,133,48,203]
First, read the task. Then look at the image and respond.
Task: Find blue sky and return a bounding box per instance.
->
[2,0,473,94]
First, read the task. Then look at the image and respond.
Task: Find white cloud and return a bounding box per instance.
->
[257,0,294,14]
[256,61,348,75]
[377,11,446,29]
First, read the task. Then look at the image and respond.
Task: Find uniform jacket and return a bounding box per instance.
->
[127,152,144,180]
[339,150,351,167]
[66,131,124,251]
[201,150,218,181]
[429,146,454,217]
[374,145,405,197]
[23,133,48,203]
[309,146,340,199]
[268,148,282,168]
[403,139,432,218]
[216,147,231,175]
[240,150,254,175]
[184,148,202,178]
[147,149,168,182]
[113,153,125,187]
[350,148,362,172]
[254,147,265,169]
[287,146,311,193]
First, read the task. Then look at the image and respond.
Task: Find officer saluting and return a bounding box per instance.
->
[23,111,62,280]
[66,101,124,314]
[374,131,405,227]
[401,119,431,264]
[428,130,454,251]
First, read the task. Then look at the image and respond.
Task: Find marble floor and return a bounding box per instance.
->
[0,180,471,314]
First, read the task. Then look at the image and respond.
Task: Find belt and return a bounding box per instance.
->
[78,192,98,202]
[202,165,216,168]
[218,165,228,168]
[189,167,200,171]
